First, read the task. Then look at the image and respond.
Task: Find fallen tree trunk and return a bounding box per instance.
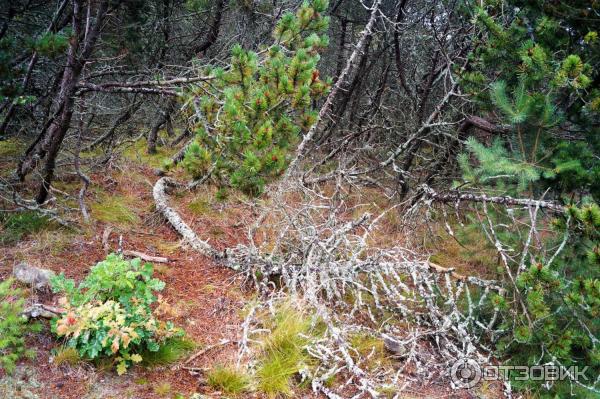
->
[152,176,279,274]
[153,177,222,258]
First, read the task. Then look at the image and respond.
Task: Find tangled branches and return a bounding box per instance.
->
[153,175,509,397]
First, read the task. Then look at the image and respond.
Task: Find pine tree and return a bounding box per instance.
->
[179,0,330,196]
[457,1,600,395]
[462,1,600,200]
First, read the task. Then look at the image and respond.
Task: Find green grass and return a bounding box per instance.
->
[90,194,139,225]
[207,365,251,396]
[188,196,211,215]
[256,305,321,397]
[0,211,53,245]
[121,137,176,168]
[256,352,300,397]
[52,346,80,367]
[140,338,196,367]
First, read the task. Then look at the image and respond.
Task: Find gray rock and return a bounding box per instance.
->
[13,263,55,290]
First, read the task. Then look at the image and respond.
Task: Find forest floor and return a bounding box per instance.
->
[0,138,495,398]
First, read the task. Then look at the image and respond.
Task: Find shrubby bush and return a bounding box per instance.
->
[50,254,182,374]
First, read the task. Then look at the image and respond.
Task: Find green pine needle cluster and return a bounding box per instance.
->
[458,137,549,192]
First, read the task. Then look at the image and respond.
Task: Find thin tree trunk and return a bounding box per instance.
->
[393,0,412,101]
[20,0,109,204]
[147,98,177,154]
[285,0,382,180]
[86,102,140,150]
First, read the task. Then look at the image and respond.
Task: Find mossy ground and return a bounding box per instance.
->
[0,211,56,246]
[121,134,177,169]
[89,190,141,226]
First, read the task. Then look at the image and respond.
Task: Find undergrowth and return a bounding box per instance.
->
[122,137,175,169]
[0,138,25,158]
[427,218,498,278]
[140,337,195,367]
[255,304,322,397]
[153,382,172,397]
[50,254,183,374]
[349,332,392,372]
[0,211,53,245]
[52,346,80,367]
[0,278,41,374]
[204,303,323,397]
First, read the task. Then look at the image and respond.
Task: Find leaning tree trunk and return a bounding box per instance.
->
[16,0,108,204]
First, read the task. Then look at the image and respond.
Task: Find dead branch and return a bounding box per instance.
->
[185,338,232,365]
[122,250,169,263]
[102,226,169,262]
[421,184,565,213]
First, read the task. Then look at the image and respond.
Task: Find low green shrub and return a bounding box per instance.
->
[0,278,41,374]
[50,253,183,374]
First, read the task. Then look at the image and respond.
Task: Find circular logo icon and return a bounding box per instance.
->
[450,358,482,389]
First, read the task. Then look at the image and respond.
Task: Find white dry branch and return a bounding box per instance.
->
[153,172,507,397]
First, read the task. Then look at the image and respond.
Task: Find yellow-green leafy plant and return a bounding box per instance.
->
[50,253,182,374]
